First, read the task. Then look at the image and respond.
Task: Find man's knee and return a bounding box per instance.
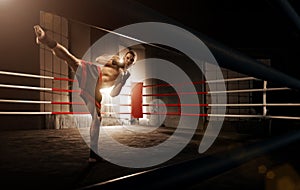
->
[93,113,101,123]
[94,116,101,126]
[96,106,102,117]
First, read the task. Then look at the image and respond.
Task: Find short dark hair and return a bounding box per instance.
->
[125,50,137,63]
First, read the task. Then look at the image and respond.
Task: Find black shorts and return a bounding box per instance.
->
[76,60,102,110]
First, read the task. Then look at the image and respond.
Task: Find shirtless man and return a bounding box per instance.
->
[34,25,136,162]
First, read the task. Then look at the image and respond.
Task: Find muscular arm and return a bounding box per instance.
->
[110,70,130,97]
[34,25,80,71]
[96,55,124,68]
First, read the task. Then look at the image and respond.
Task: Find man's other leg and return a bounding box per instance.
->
[85,100,102,163]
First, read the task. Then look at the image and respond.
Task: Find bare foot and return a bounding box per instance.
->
[88,157,105,163]
[88,157,97,163]
[33,25,46,44]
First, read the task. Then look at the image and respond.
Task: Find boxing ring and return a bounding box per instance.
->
[2,5,300,188]
[1,70,300,121]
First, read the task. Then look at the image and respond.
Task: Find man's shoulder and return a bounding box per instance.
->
[96,54,120,64]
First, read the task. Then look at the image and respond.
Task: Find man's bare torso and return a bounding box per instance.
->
[101,58,122,88]
[94,57,123,102]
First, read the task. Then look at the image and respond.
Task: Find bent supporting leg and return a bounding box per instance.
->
[84,98,103,163]
[89,114,102,163]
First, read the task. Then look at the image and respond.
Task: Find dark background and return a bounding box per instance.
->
[0,0,300,129]
[1,0,300,74]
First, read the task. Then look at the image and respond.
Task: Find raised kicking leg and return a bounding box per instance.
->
[34,25,81,72]
[34,24,103,163]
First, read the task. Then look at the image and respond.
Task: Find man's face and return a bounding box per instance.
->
[123,53,135,67]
